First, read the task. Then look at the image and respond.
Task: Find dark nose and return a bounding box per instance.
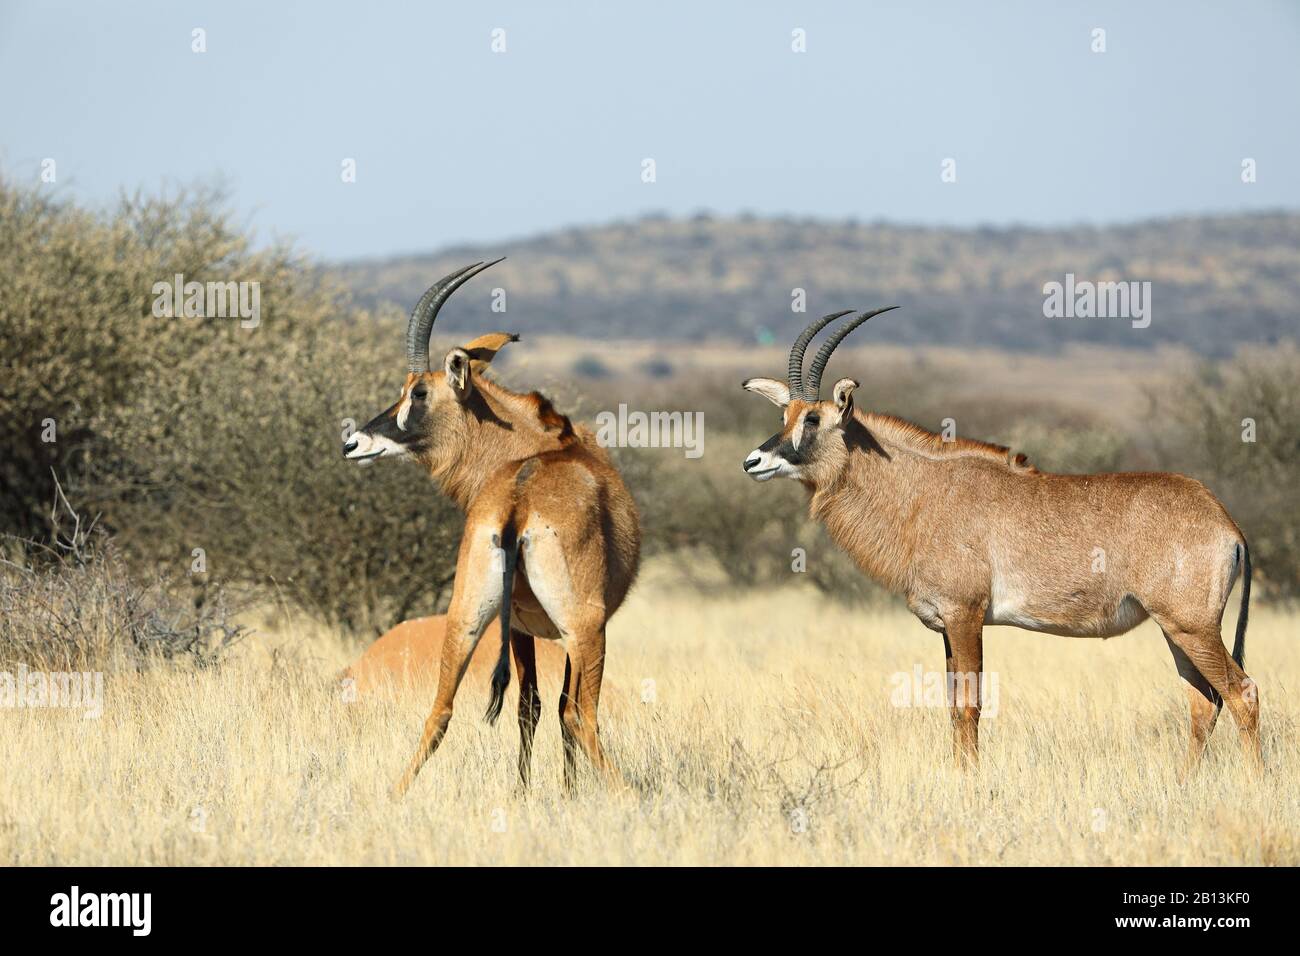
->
[743,457,761,472]
[343,436,358,457]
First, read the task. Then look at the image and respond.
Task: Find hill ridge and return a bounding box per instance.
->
[335,211,1300,355]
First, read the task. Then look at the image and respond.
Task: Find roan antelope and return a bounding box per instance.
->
[339,615,571,700]
[344,260,640,795]
[741,309,1259,772]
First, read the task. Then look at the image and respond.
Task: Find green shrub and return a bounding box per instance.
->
[0,178,462,633]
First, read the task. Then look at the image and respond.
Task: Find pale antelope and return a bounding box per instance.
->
[339,616,569,699]
[741,309,1259,771]
[342,617,506,696]
[344,260,640,795]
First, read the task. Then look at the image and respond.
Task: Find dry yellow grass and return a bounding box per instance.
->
[1,567,1296,866]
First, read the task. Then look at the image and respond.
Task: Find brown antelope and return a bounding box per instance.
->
[741,309,1259,772]
[337,615,627,725]
[338,615,572,699]
[344,260,640,795]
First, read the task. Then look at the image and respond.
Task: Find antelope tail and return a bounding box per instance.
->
[1232,540,1251,670]
[484,525,519,725]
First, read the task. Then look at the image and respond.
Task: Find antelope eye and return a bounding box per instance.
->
[805,413,820,427]
[412,385,428,400]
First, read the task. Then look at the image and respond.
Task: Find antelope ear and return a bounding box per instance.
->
[462,332,519,372]
[444,347,473,401]
[742,377,791,408]
[832,378,858,417]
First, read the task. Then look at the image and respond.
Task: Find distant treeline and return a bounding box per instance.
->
[335,211,1300,355]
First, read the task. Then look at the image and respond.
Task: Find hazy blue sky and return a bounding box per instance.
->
[2,1,1297,260]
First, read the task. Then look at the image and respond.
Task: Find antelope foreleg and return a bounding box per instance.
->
[942,610,986,767]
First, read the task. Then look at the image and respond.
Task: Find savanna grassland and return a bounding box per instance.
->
[2,565,1296,867]
[3,181,1298,867]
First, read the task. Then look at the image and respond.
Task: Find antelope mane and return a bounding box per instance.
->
[862,412,1038,473]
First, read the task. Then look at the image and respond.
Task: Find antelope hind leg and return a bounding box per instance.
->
[393,527,504,799]
[518,526,624,792]
[567,623,626,790]
[1163,633,1220,779]
[1166,627,1261,770]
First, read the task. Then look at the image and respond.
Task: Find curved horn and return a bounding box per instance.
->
[804,306,900,399]
[405,257,506,373]
[787,310,855,399]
